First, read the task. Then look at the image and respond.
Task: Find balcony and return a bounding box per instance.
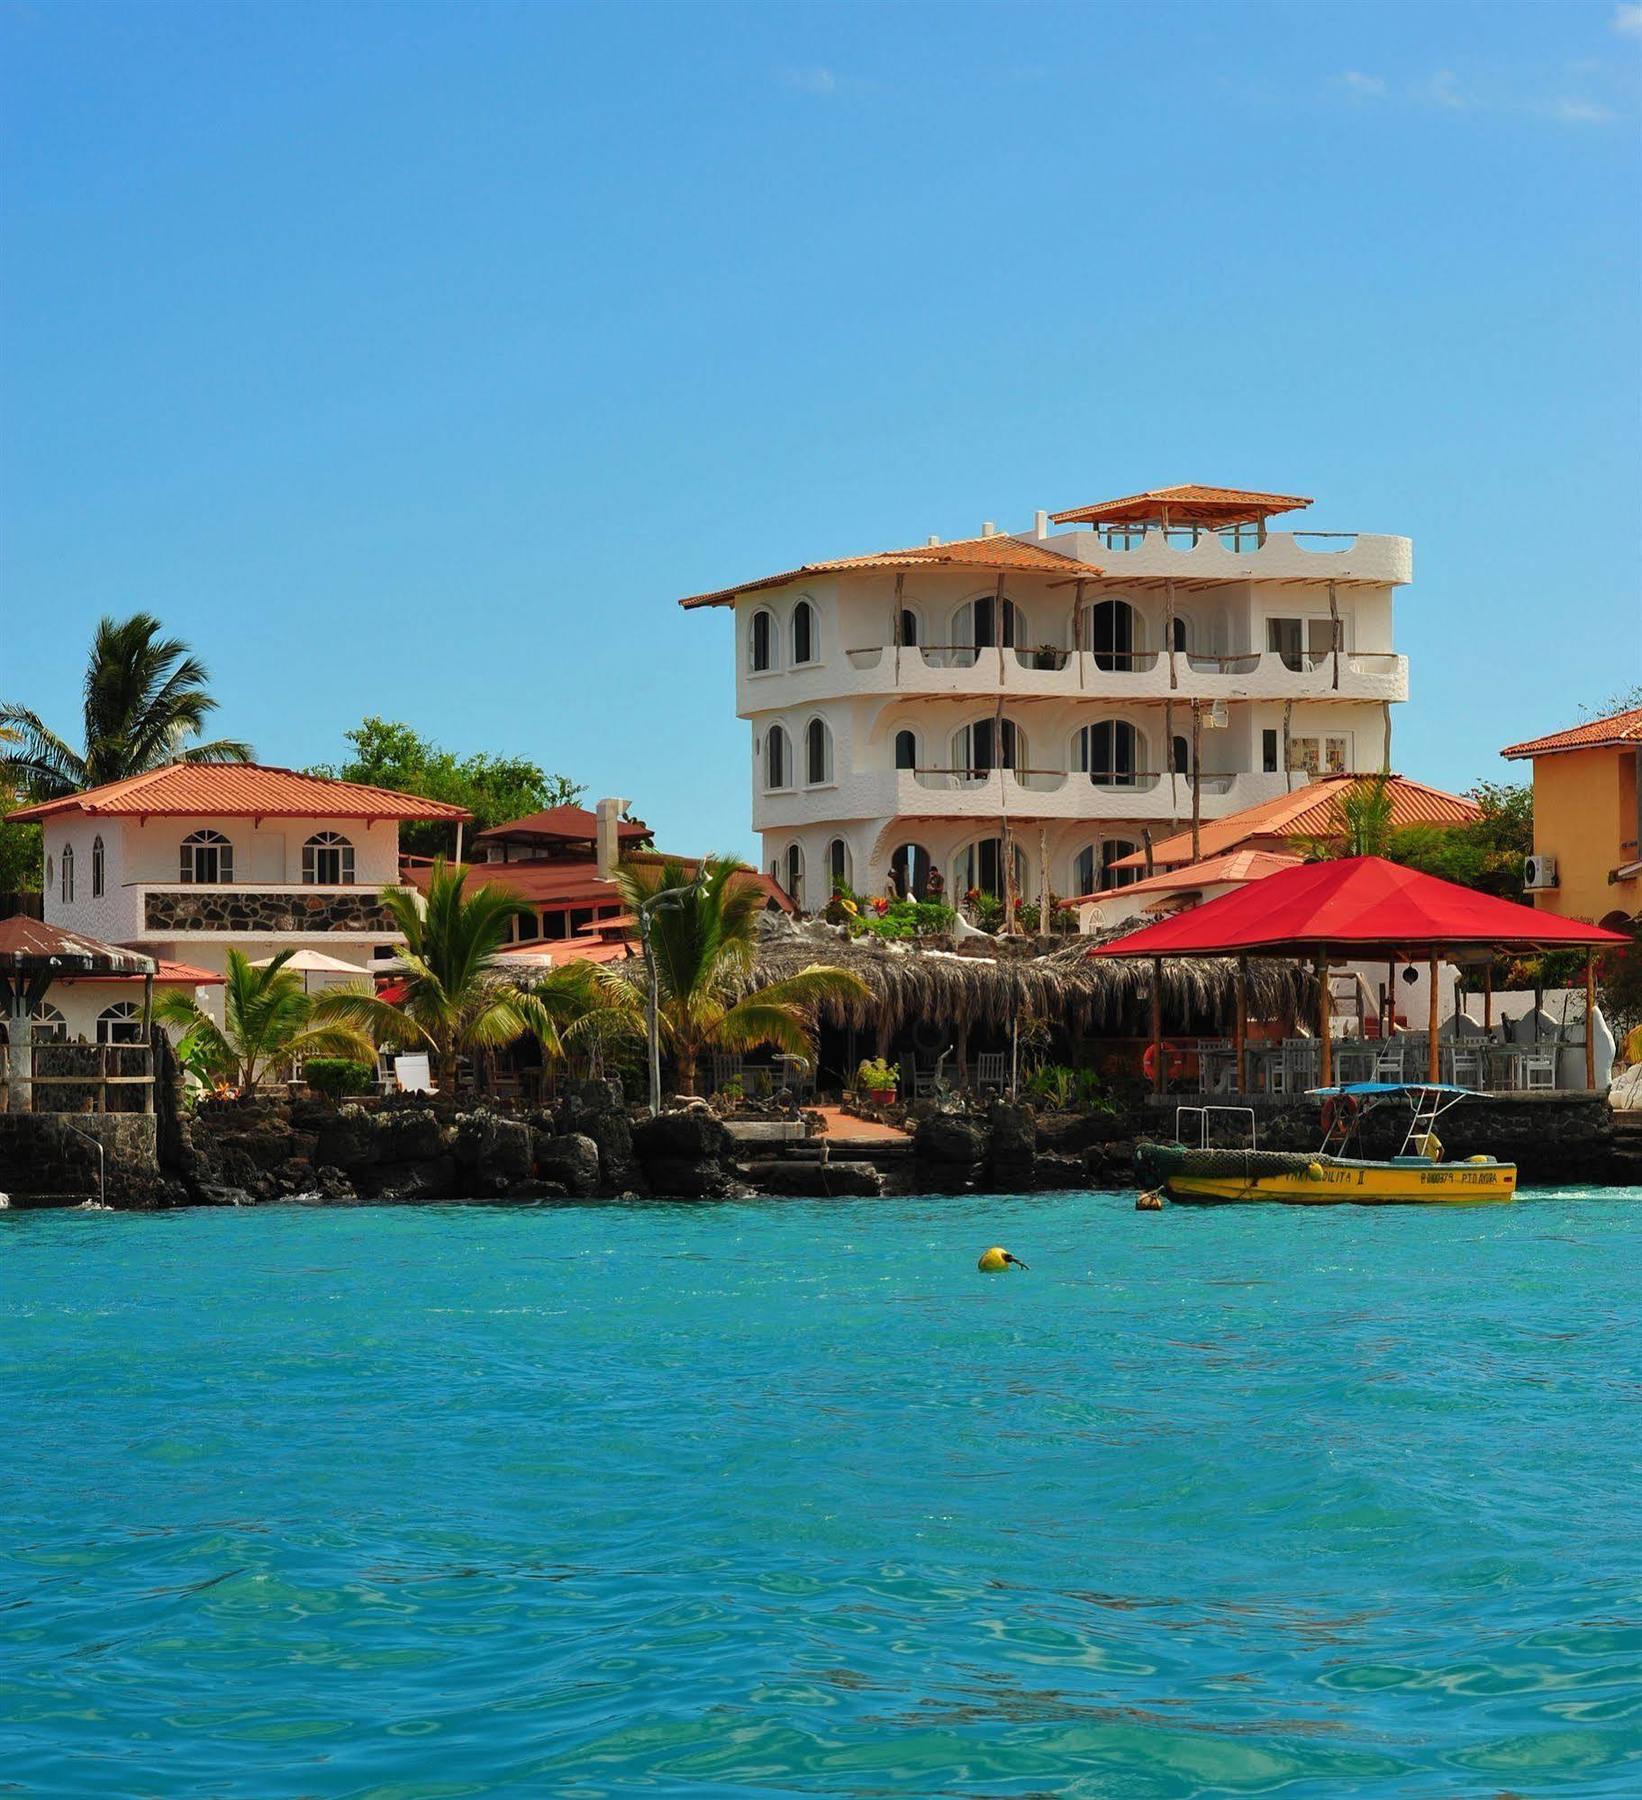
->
[752,768,1295,831]
[1057,525,1412,585]
[824,645,1408,704]
[137,884,399,936]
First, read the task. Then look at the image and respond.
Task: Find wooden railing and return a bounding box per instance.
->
[0,1042,155,1114]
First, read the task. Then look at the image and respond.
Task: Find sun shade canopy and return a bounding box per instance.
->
[0,916,157,978]
[1089,856,1630,961]
[1049,484,1312,528]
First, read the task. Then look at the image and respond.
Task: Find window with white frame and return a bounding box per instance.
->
[956,836,1025,900]
[180,829,233,883]
[956,593,1025,658]
[1288,734,1351,775]
[749,608,777,673]
[792,600,817,666]
[1087,599,1141,671]
[302,831,356,885]
[1101,838,1141,889]
[91,835,105,898]
[804,717,833,785]
[0,1003,67,1045]
[97,1001,144,1045]
[60,843,74,904]
[764,725,791,791]
[953,716,1023,777]
[827,837,851,893]
[890,842,932,901]
[1075,720,1141,787]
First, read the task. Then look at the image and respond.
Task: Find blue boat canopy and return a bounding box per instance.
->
[1306,1081,1469,1097]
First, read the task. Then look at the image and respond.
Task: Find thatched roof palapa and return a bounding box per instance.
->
[738,920,1312,1036]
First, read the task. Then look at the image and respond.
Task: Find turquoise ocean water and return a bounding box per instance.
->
[3,1191,1640,1798]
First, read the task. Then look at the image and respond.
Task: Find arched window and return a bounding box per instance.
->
[1170,615,1189,653]
[1072,845,1098,897]
[1087,599,1140,671]
[792,600,816,666]
[827,837,851,893]
[180,829,233,883]
[60,844,74,904]
[91,835,105,898]
[894,729,918,771]
[1101,838,1141,890]
[890,842,932,901]
[954,716,1023,777]
[1171,734,1191,776]
[804,717,833,786]
[956,594,1025,657]
[1075,720,1140,787]
[955,837,1026,900]
[764,725,791,791]
[97,1001,144,1045]
[749,609,776,673]
[783,842,805,902]
[0,1003,67,1046]
[897,607,921,648]
[302,831,356,885]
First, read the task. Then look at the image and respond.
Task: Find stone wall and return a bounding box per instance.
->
[0,1112,160,1205]
[143,889,397,934]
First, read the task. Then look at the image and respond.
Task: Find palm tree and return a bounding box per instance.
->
[156,949,375,1095]
[1300,773,1396,861]
[316,858,561,1093]
[610,855,868,1094]
[0,613,253,801]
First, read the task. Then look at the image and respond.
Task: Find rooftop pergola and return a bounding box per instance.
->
[1049,484,1313,530]
[0,918,157,1113]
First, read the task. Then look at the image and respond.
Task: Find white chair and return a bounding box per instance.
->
[1523,1051,1556,1091]
[975,1053,1007,1092]
[1448,1046,1484,1090]
[394,1053,438,1094]
[1374,1043,1406,1083]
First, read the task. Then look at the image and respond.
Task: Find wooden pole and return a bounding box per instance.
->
[141,970,154,1036]
[1190,701,1203,864]
[994,573,1006,686]
[892,572,904,685]
[1282,700,1294,792]
[1328,580,1341,691]
[1150,958,1164,1098]
[1385,957,1396,1038]
[1142,828,1155,879]
[1165,578,1178,690]
[1427,953,1440,1084]
[1074,579,1086,689]
[1586,949,1598,1091]
[1234,955,1248,1095]
[1483,959,1493,1033]
[1318,955,1332,1088]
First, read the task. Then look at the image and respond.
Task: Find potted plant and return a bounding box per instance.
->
[855,1057,899,1103]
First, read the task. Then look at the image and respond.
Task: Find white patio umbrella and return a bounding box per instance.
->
[249,949,370,994]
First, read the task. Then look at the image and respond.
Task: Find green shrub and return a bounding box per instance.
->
[855,1057,899,1093]
[304,1057,376,1101]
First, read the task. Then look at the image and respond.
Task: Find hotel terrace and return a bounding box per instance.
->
[681,484,1412,910]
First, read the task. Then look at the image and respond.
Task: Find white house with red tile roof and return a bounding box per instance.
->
[10,764,469,1025]
[681,484,1414,911]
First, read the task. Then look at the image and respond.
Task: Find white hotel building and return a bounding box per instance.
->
[681,485,1411,912]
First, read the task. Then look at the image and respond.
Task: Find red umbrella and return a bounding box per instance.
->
[1090,857,1628,1092]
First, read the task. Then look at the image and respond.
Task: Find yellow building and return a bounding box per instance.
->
[1502,707,1642,926]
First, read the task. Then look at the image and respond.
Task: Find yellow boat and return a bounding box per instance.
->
[1136,1084,1517,1207]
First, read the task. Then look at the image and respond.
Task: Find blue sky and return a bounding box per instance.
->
[3,0,1638,858]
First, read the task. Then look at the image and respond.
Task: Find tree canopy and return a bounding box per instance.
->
[310,718,583,856]
[0,612,252,802]
[1387,781,1534,901]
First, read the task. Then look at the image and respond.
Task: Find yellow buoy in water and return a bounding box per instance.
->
[977,1246,1028,1272]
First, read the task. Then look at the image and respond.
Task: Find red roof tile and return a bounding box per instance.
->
[473,805,651,846]
[6,764,470,824]
[1049,484,1312,527]
[678,533,1102,610]
[1501,707,1642,759]
[1108,775,1481,872]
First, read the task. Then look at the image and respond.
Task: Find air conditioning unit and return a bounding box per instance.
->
[1524,855,1558,891]
[1204,699,1230,730]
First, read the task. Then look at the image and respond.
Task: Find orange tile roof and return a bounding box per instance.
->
[495,937,636,969]
[403,852,799,914]
[1049,484,1313,527]
[1502,707,1642,760]
[1074,848,1303,906]
[1108,775,1481,872]
[678,533,1102,610]
[7,763,471,824]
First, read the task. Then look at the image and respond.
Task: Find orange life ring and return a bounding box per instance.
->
[1321,1093,1361,1136]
